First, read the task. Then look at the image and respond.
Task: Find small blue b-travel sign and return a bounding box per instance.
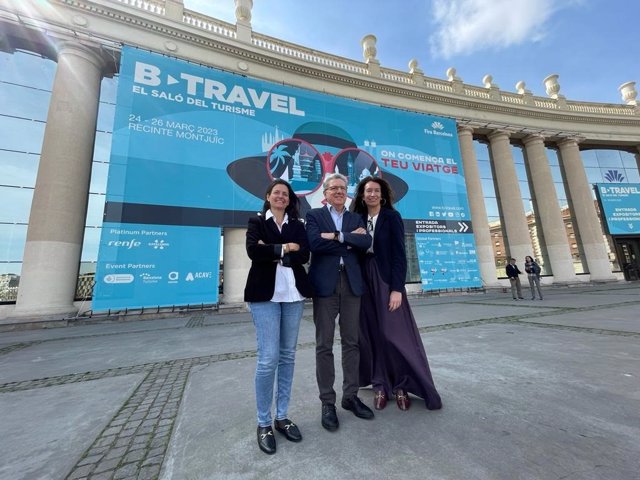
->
[93,46,481,311]
[596,183,640,235]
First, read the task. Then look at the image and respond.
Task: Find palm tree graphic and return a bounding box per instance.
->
[270,144,291,176]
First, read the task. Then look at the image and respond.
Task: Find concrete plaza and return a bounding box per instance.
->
[1,282,639,480]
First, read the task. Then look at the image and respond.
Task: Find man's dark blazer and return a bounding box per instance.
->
[244,214,313,302]
[506,263,522,279]
[361,208,407,293]
[306,205,371,297]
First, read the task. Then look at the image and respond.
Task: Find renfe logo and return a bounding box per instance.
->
[107,239,141,249]
[134,62,306,117]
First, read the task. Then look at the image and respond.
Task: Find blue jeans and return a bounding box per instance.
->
[249,301,304,427]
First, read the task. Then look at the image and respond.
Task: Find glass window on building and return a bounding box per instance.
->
[581,149,639,184]
[473,139,507,276]
[513,144,552,276]
[556,148,639,274]
[0,50,55,302]
[547,148,585,274]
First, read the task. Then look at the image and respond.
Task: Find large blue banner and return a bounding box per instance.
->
[93,46,480,310]
[596,183,640,235]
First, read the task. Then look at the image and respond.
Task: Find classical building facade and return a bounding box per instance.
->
[1,0,639,321]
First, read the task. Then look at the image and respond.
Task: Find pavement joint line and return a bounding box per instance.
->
[439,301,564,307]
[0,320,245,347]
[416,300,640,336]
[514,321,640,337]
[0,349,265,393]
[0,340,42,357]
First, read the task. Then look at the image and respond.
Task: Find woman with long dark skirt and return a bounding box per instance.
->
[351,176,442,411]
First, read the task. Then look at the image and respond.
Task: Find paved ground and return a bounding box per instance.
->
[0,282,639,480]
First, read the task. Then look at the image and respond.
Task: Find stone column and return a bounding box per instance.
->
[13,43,105,318]
[457,126,499,286]
[222,228,250,304]
[487,130,532,262]
[557,138,615,281]
[522,135,577,282]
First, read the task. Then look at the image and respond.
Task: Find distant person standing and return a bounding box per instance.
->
[524,255,543,300]
[506,257,524,300]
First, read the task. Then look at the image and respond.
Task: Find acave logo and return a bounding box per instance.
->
[431,121,445,130]
[185,272,212,281]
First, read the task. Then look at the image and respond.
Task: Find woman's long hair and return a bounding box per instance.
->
[350,176,395,215]
[262,179,300,220]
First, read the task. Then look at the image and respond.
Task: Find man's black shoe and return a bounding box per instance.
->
[257,426,276,454]
[321,403,339,431]
[274,418,302,442]
[341,396,375,419]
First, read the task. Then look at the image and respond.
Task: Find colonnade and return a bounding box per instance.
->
[458,128,616,291]
[8,40,622,318]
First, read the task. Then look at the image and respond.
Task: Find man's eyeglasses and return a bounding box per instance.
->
[267,138,381,197]
[326,186,347,192]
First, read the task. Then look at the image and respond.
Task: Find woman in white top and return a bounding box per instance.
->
[244,179,313,454]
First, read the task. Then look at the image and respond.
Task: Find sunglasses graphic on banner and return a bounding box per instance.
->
[266,138,381,198]
[225,121,408,214]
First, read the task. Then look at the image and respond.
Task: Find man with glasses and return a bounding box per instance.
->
[306,173,373,432]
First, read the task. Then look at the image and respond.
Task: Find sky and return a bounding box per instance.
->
[183,0,639,105]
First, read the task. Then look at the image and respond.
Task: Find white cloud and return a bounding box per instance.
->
[429,0,561,58]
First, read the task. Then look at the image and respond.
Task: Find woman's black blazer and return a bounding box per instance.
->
[361,208,407,293]
[244,214,314,302]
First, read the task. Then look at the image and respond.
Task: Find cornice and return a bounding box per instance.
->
[12,0,640,134]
